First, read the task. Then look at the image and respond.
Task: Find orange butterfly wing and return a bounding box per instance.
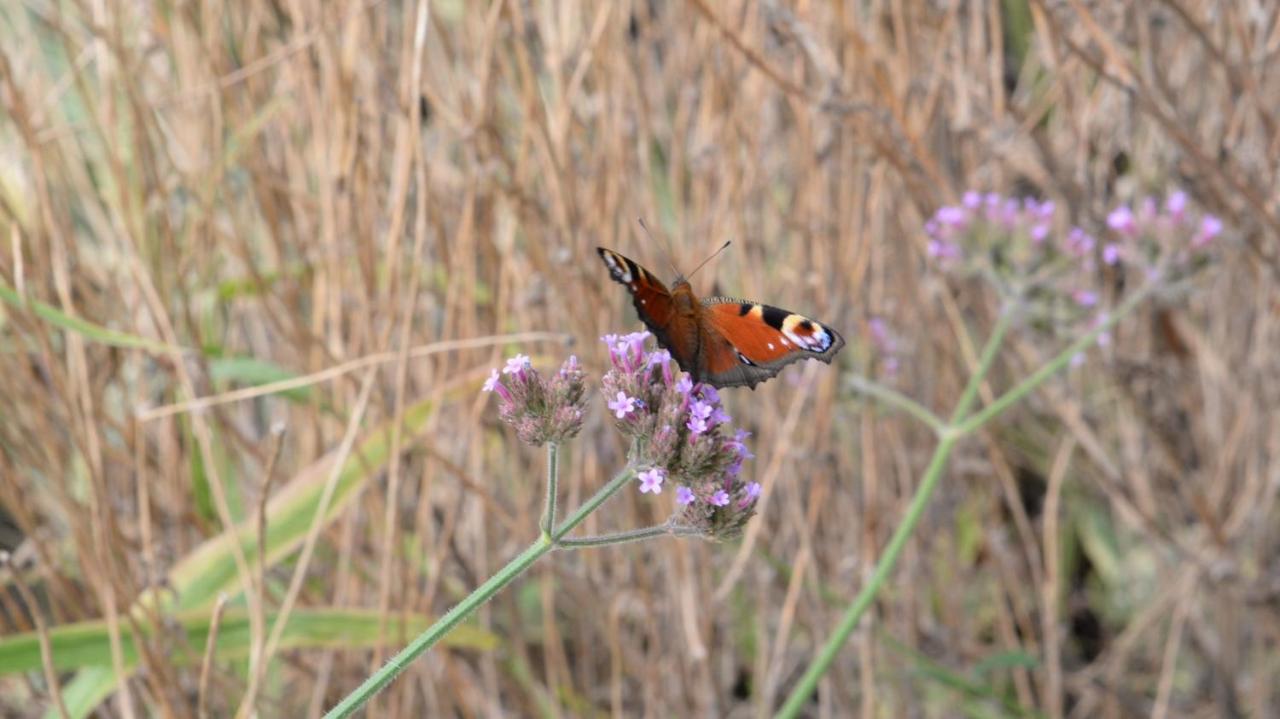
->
[698,297,845,389]
[599,247,845,389]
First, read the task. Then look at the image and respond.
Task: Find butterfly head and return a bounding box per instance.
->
[670,279,697,312]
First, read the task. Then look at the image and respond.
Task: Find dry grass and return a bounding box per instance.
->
[1,0,1278,716]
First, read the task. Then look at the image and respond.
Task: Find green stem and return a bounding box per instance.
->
[847,376,946,435]
[950,308,1014,423]
[559,523,703,548]
[541,442,559,535]
[324,464,637,718]
[775,284,1156,719]
[955,283,1152,435]
[774,434,958,718]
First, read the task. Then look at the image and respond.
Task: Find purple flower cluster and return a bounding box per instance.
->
[927,190,1222,278]
[483,354,588,446]
[600,331,761,539]
[922,189,1223,355]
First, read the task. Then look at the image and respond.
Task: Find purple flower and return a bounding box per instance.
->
[686,414,709,436]
[962,191,982,209]
[1030,223,1050,243]
[488,352,588,446]
[1107,206,1136,235]
[1102,243,1121,265]
[608,391,638,418]
[936,205,968,228]
[1065,228,1096,257]
[1072,289,1099,307]
[1166,191,1187,220]
[503,354,531,375]
[482,368,501,393]
[1034,200,1056,220]
[676,486,695,505]
[999,198,1020,227]
[559,355,580,377]
[709,490,731,507]
[637,467,666,494]
[675,375,694,396]
[689,400,713,422]
[927,238,962,262]
[1194,215,1222,248]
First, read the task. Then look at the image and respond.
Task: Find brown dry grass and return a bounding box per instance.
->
[1,0,1278,717]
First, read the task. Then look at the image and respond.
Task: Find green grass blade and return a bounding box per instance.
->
[0,280,183,354]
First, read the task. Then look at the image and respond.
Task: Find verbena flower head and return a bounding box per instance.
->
[923,188,1224,360]
[600,331,760,539]
[484,354,588,446]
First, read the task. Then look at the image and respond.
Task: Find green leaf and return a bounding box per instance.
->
[0,280,183,355]
[1,607,496,675]
[55,397,441,717]
[208,355,311,402]
[24,609,496,719]
[159,398,437,614]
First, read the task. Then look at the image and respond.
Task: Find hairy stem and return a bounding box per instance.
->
[324,464,637,718]
[559,522,703,548]
[541,442,559,535]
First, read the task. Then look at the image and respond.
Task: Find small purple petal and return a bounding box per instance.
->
[927,238,962,261]
[936,205,968,227]
[962,191,982,209]
[608,391,637,419]
[637,467,666,494]
[1065,228,1096,256]
[1194,215,1222,248]
[686,414,709,436]
[1165,191,1187,219]
[1102,243,1121,265]
[1106,206,1136,235]
[482,368,501,393]
[503,354,531,375]
[1073,289,1099,307]
[676,486,695,505]
[709,490,731,507]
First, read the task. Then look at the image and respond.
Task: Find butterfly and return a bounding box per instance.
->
[597,247,845,389]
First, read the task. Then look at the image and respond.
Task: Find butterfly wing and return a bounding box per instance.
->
[597,247,698,361]
[698,297,846,389]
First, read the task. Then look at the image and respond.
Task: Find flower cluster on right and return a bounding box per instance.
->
[924,190,1223,355]
[927,190,1221,277]
[600,331,759,540]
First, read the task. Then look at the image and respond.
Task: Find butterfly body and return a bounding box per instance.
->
[597,247,845,389]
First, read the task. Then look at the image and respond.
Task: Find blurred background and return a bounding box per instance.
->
[1,0,1278,716]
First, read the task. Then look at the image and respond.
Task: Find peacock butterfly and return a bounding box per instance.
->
[597,246,845,389]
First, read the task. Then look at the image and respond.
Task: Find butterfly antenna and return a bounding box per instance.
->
[637,217,682,278]
[686,240,731,281]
